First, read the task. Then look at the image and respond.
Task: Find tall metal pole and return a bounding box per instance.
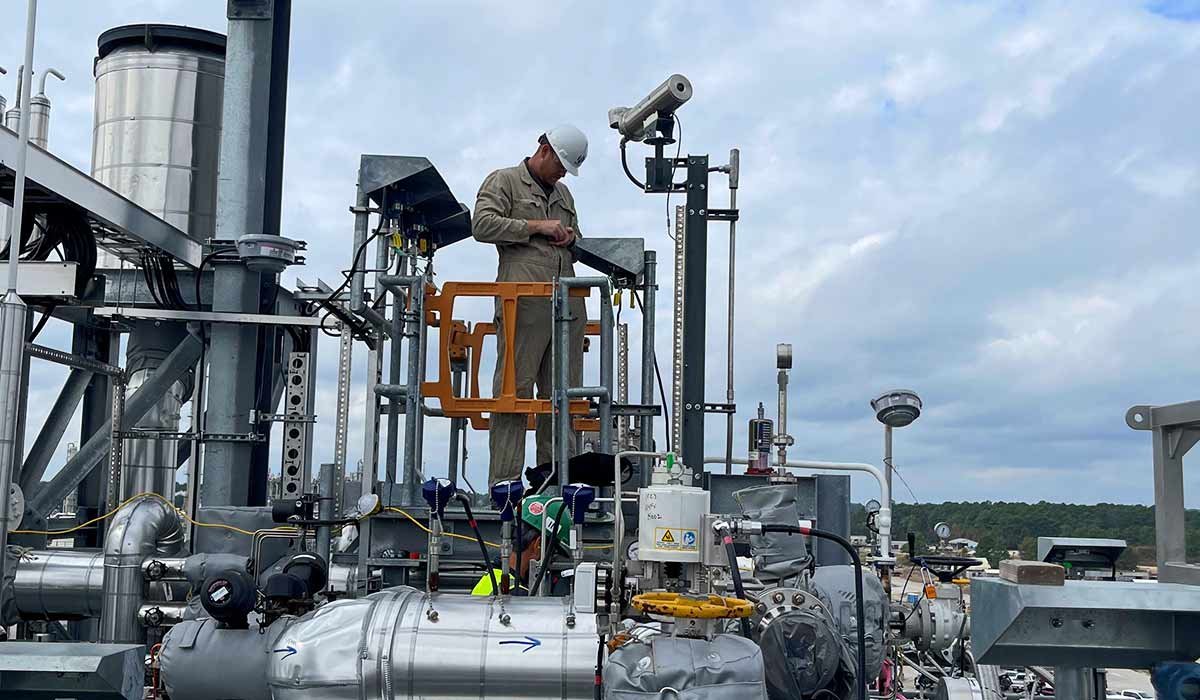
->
[638,251,657,486]
[883,425,893,509]
[0,0,38,584]
[681,156,710,483]
[723,149,739,475]
[202,0,289,507]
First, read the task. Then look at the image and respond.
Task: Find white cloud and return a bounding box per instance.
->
[10,0,1200,507]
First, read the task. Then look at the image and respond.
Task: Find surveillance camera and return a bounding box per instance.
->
[609,74,693,142]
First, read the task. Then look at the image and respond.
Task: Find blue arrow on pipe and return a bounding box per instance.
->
[498,636,541,653]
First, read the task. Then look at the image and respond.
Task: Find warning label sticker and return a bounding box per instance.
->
[654,528,699,551]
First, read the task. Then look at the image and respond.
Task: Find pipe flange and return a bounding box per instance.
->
[752,587,829,632]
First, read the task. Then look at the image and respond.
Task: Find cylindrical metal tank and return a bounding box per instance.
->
[161,587,601,700]
[272,588,600,699]
[91,24,226,242]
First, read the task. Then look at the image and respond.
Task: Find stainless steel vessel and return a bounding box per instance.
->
[91,24,226,241]
[269,587,600,699]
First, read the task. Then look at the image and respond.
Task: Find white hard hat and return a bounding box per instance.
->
[545,124,588,176]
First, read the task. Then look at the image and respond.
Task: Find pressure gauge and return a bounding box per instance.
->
[934,522,951,540]
[864,499,881,514]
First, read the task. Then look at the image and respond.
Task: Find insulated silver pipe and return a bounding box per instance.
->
[100,496,185,643]
[121,369,187,500]
[11,549,105,620]
[0,2,38,591]
[27,67,62,149]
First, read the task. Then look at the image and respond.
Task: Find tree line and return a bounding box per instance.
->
[850,501,1200,568]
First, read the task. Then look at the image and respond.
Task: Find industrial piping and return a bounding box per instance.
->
[99,495,185,643]
[705,455,893,562]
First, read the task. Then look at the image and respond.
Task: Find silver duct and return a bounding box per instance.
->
[6,551,364,624]
[162,587,600,700]
[120,367,187,500]
[99,495,184,643]
[11,549,104,620]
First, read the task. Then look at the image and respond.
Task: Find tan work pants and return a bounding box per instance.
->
[488,261,586,485]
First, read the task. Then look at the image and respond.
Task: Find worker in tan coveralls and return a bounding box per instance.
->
[472,125,590,486]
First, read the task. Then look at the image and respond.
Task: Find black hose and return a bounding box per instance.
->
[455,493,499,596]
[721,532,754,639]
[763,524,868,700]
[620,139,647,190]
[530,505,569,596]
[514,502,524,592]
[595,635,605,700]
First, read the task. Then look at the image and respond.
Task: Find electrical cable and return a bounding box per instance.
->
[453,493,499,596]
[595,634,606,700]
[11,491,287,538]
[530,504,569,596]
[619,139,647,190]
[761,523,867,700]
[325,220,387,304]
[721,529,754,639]
[889,462,920,503]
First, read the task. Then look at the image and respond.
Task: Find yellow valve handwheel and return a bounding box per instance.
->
[631,592,754,619]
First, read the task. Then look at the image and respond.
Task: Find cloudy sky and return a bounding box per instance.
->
[5,0,1200,508]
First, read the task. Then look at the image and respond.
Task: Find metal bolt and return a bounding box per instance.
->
[1082,619,1094,629]
[499,613,511,626]
[1050,617,1064,628]
[772,592,784,604]
[699,210,707,216]
[426,609,438,622]
[700,184,706,190]
[566,614,576,628]
[793,594,804,605]
[756,603,767,613]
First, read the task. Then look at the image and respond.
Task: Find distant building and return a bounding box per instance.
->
[949,537,978,551]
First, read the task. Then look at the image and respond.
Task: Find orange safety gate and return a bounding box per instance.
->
[422,281,601,432]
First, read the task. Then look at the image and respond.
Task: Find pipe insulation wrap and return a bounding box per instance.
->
[11,549,104,621]
[99,495,185,643]
[160,617,283,700]
[160,587,600,700]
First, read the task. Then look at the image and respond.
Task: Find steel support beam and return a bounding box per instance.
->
[639,250,657,485]
[19,368,92,492]
[28,332,202,516]
[202,0,290,507]
[681,155,709,482]
[1127,402,1200,584]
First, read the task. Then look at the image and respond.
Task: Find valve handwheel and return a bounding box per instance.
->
[631,592,754,619]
